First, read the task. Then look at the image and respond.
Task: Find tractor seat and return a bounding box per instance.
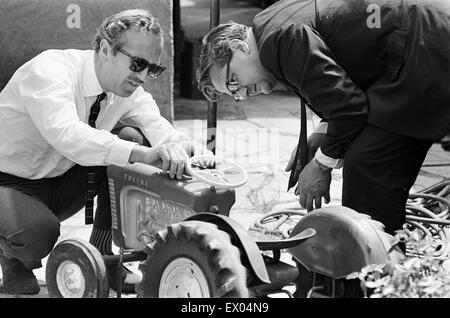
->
[249,228,316,250]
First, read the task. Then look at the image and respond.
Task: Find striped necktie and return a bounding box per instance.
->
[85,92,106,225]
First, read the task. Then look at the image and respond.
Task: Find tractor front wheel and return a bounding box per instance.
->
[45,239,109,298]
[137,221,249,298]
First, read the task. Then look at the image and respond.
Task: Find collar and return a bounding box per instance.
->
[82,50,104,98]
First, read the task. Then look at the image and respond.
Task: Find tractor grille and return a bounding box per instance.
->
[108,177,118,229]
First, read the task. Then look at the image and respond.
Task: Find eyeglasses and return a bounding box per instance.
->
[117,47,166,78]
[225,56,242,102]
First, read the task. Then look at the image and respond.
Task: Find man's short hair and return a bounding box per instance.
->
[92,9,161,54]
[196,22,249,102]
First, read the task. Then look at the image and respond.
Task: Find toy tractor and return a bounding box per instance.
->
[45,155,403,298]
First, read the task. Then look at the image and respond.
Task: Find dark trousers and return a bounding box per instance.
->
[0,126,149,269]
[342,124,433,235]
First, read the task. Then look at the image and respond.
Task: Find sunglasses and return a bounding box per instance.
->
[117,47,166,78]
[225,56,243,102]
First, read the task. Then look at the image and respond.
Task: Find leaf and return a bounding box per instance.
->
[423,284,442,295]
[381,286,396,296]
[442,260,450,272]
[361,263,385,275]
[410,229,423,242]
[346,271,361,280]
[431,265,440,272]
[365,280,384,289]
[403,257,421,270]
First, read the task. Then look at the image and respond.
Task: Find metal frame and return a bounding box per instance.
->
[207,0,220,154]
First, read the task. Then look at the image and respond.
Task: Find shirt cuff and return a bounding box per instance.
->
[105,137,138,166]
[314,147,344,169]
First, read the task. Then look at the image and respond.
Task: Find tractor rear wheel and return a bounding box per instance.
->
[291,209,404,298]
[137,221,249,298]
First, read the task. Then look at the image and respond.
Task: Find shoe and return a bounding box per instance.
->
[0,252,40,295]
[106,263,141,293]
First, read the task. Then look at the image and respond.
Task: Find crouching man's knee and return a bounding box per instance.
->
[6,215,60,262]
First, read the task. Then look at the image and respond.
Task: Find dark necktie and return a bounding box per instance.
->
[85,92,107,225]
[287,100,308,191]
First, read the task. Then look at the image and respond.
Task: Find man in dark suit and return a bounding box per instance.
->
[197,0,450,235]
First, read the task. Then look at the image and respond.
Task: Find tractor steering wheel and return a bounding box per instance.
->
[185,155,248,189]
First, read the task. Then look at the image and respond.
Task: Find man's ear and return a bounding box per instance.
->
[229,39,250,55]
[99,39,112,61]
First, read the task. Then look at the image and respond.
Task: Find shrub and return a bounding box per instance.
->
[347,228,450,298]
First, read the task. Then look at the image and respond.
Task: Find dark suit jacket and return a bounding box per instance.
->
[253,0,450,159]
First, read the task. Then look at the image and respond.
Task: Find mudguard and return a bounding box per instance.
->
[288,206,400,279]
[186,213,271,286]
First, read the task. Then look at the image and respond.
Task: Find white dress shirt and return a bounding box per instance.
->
[0,49,188,179]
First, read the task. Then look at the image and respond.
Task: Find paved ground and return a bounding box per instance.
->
[1,0,449,298]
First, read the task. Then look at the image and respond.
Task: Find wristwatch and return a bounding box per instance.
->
[313,158,332,171]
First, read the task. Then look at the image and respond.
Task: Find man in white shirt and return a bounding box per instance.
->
[0,9,207,295]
